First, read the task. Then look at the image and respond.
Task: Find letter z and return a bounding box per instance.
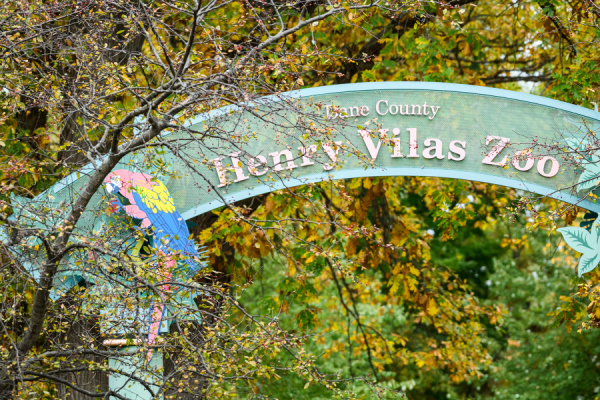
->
[482,135,510,166]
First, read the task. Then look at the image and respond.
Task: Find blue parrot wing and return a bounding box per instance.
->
[132,192,200,271]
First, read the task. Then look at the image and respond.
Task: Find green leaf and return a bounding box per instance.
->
[361,70,376,81]
[415,37,429,49]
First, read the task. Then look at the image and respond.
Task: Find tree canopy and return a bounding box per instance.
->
[0,0,599,399]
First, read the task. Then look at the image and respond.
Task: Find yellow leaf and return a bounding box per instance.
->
[427,298,439,316]
[347,179,362,189]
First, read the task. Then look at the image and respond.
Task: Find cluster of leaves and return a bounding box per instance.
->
[196,176,600,399]
[198,177,504,397]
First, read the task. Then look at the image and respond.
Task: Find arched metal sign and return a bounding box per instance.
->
[13,81,600,295]
[44,82,600,222]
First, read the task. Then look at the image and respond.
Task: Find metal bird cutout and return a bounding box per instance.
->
[104,169,200,360]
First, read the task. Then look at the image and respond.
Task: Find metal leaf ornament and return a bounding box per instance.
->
[558,220,600,276]
[564,137,600,193]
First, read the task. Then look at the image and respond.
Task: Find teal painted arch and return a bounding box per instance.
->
[177,82,600,218]
[180,167,600,219]
[11,82,600,303]
[184,82,600,126]
[42,82,600,218]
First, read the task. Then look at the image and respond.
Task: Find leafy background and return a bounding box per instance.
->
[202,177,600,399]
[3,0,600,398]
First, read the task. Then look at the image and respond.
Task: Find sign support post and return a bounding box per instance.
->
[104,339,163,400]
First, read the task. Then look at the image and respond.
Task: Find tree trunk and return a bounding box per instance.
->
[55,312,109,399]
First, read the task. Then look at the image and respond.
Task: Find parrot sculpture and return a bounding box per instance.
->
[104,169,200,360]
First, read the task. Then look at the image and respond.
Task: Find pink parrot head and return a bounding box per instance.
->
[104,169,155,195]
[104,173,122,195]
[104,170,135,195]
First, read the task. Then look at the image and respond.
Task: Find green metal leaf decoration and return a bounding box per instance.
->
[577,168,600,192]
[580,212,598,231]
[564,137,588,152]
[578,253,600,276]
[564,137,600,193]
[558,227,594,252]
[591,221,600,244]
[558,222,600,276]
